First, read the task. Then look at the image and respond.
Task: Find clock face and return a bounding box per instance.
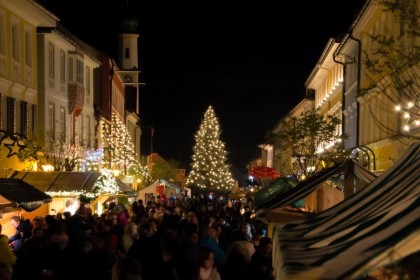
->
[124,75,133,83]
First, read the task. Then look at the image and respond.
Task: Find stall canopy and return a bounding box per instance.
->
[10,171,136,196]
[272,142,420,280]
[253,177,302,210]
[137,179,181,202]
[254,158,377,212]
[0,178,52,212]
[149,179,180,193]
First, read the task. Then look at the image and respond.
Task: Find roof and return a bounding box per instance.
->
[0,178,52,212]
[116,178,138,197]
[10,171,135,196]
[151,179,179,189]
[254,159,377,212]
[271,142,420,279]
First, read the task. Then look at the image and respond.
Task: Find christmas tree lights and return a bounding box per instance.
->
[186,106,235,192]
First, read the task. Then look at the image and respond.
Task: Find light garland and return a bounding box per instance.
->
[395,102,420,132]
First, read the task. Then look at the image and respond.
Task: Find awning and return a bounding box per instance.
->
[253,177,301,209]
[272,142,420,280]
[255,159,377,211]
[0,178,52,212]
[116,178,137,197]
[148,179,181,193]
[10,171,136,197]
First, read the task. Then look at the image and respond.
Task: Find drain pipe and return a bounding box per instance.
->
[348,30,362,147]
[333,42,347,143]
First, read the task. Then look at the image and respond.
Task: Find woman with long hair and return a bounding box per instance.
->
[193,246,221,280]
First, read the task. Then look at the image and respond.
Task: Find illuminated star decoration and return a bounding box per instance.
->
[4,133,28,158]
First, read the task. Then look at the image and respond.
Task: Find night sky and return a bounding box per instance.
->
[37,0,366,172]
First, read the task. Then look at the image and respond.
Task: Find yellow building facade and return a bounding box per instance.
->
[0,0,56,174]
[353,0,420,171]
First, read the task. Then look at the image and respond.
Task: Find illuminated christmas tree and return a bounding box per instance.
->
[186,106,235,193]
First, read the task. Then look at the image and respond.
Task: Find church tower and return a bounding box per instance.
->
[117,0,141,114]
[117,0,143,160]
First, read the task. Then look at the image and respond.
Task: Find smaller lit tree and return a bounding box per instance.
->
[271,108,349,180]
[127,161,151,188]
[102,112,137,173]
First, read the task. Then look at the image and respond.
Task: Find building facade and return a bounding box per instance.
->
[37,23,101,170]
[0,0,56,174]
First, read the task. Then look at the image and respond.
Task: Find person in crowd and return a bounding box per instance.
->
[211,224,230,252]
[219,240,254,280]
[8,216,32,256]
[113,256,142,280]
[122,222,138,254]
[81,230,117,280]
[12,226,45,279]
[178,230,199,280]
[39,225,83,279]
[226,229,256,265]
[107,211,125,254]
[30,216,44,230]
[192,246,221,280]
[113,203,129,228]
[65,204,91,247]
[195,227,226,269]
[0,262,13,280]
[159,229,182,279]
[126,219,161,280]
[250,236,274,280]
[240,222,253,242]
[0,224,16,267]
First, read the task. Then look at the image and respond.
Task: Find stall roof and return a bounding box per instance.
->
[10,171,135,196]
[0,178,52,212]
[255,159,377,212]
[272,142,420,280]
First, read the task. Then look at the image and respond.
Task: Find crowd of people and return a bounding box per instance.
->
[0,195,274,280]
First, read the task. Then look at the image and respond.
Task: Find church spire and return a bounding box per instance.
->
[117,0,138,34]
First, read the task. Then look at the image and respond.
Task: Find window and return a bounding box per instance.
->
[7,97,16,133]
[48,102,55,140]
[12,23,19,61]
[60,50,65,83]
[48,43,55,79]
[20,101,28,135]
[59,106,66,142]
[25,31,32,67]
[125,47,130,58]
[86,66,90,97]
[76,59,83,84]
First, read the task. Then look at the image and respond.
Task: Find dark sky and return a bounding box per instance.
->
[38,0,365,172]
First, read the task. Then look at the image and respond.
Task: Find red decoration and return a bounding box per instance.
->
[156,184,165,195]
[250,166,280,180]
